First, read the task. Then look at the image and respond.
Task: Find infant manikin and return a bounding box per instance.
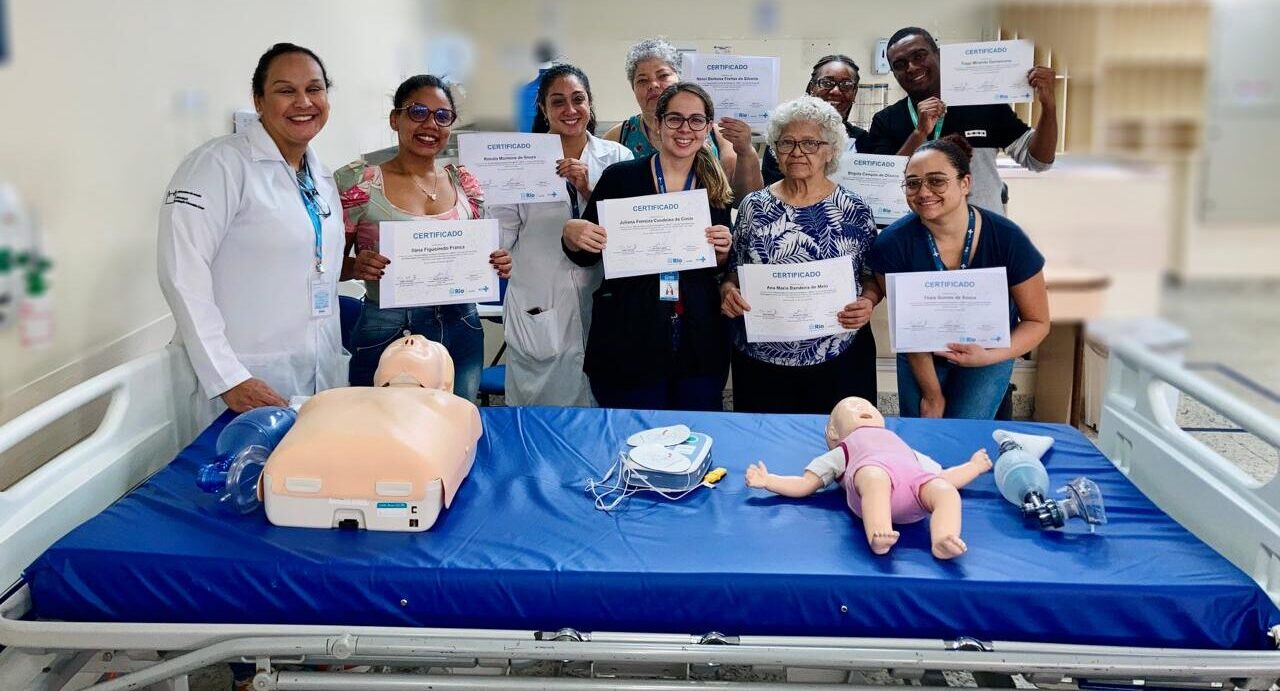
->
[745,397,990,559]
[261,334,482,531]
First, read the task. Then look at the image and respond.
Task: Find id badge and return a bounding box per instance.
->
[658,271,679,302]
[310,273,334,318]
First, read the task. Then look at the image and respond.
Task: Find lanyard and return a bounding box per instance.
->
[925,206,976,271]
[566,182,580,219]
[653,153,696,193]
[907,98,945,142]
[295,158,325,273]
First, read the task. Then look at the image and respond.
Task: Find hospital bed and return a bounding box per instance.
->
[1,341,1279,690]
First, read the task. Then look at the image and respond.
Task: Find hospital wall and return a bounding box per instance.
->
[0,0,435,424]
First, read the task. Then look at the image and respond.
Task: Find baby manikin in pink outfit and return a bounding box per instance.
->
[745,397,992,559]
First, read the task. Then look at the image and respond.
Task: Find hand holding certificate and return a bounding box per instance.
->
[458,133,566,205]
[940,40,1034,107]
[738,256,856,343]
[831,153,910,225]
[379,219,501,308]
[597,189,716,279]
[681,53,780,127]
[886,267,1011,353]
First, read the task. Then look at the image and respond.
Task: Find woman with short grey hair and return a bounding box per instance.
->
[720,96,880,414]
[603,38,759,196]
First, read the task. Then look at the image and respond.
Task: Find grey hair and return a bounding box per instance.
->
[766,96,848,176]
[624,38,682,84]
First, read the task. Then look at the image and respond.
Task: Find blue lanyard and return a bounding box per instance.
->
[653,153,696,193]
[925,206,976,271]
[907,98,945,141]
[296,158,325,273]
[566,182,580,219]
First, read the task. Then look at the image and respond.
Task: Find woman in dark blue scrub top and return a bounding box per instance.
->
[868,135,1049,419]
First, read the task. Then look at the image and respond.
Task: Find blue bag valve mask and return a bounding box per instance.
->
[197,406,297,512]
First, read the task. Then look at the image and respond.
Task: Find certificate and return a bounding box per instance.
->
[457,133,566,205]
[738,256,856,343]
[886,267,1011,353]
[681,53,780,127]
[831,153,910,225]
[940,40,1034,107]
[597,189,715,280]
[378,219,499,308]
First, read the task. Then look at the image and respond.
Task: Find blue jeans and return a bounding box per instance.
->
[896,354,1015,420]
[349,301,484,402]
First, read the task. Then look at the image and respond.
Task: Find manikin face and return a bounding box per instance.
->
[373,334,455,391]
[825,397,886,448]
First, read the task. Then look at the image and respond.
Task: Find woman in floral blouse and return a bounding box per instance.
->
[720,96,880,413]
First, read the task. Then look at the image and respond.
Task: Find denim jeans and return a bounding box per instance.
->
[349,301,484,402]
[896,354,1015,420]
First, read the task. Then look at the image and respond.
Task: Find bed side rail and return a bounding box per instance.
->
[1098,338,1280,606]
[0,345,200,590]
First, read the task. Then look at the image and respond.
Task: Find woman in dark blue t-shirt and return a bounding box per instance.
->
[868,135,1049,419]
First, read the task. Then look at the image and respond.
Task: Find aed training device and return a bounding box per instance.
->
[587,424,721,511]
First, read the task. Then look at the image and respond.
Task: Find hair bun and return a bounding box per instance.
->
[939,133,974,161]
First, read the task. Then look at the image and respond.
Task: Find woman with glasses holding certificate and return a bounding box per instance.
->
[158,43,349,419]
[563,83,733,411]
[335,75,512,401]
[868,135,1049,419]
[489,64,632,407]
[759,55,868,187]
[720,97,880,414]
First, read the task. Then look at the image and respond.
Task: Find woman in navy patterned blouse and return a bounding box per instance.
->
[721,96,881,413]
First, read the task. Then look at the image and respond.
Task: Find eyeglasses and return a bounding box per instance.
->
[296,169,332,218]
[396,103,458,126]
[660,113,710,131]
[814,77,858,93]
[901,175,958,195]
[775,139,829,155]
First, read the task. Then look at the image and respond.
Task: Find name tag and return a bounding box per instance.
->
[964,129,988,138]
[310,273,334,318]
[659,272,679,302]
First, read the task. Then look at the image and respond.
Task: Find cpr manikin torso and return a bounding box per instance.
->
[745,397,991,559]
[262,335,482,531]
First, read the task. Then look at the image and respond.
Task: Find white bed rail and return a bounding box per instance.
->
[0,345,200,592]
[1098,338,1280,606]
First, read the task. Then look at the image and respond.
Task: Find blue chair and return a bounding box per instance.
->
[338,294,362,352]
[477,280,508,406]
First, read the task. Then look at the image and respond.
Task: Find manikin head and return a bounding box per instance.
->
[825,397,886,448]
[372,334,455,391]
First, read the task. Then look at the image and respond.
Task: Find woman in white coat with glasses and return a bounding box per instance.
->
[158,43,349,420]
[489,64,631,406]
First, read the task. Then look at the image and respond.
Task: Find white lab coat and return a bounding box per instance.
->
[489,135,632,406]
[158,119,349,420]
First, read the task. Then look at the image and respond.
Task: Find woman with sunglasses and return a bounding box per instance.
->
[563,83,733,410]
[720,97,879,414]
[868,135,1049,419]
[336,74,512,400]
[489,64,632,407]
[760,55,867,187]
[158,43,349,420]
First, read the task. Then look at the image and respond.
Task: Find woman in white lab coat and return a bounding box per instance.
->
[158,43,348,418]
[489,64,632,406]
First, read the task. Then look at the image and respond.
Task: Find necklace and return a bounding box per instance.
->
[393,162,441,201]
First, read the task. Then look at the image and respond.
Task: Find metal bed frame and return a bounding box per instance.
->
[1,341,1278,690]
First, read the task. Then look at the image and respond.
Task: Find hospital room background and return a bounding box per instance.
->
[0,0,1277,484]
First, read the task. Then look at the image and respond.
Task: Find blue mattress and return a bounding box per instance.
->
[26,406,1280,650]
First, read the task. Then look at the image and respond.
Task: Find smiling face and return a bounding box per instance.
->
[777,120,833,183]
[541,74,591,138]
[903,149,971,222]
[807,60,858,121]
[825,397,886,448]
[887,34,940,100]
[253,52,329,154]
[631,57,680,118]
[391,86,452,158]
[657,90,710,159]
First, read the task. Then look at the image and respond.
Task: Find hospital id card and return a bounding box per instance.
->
[309,273,334,318]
